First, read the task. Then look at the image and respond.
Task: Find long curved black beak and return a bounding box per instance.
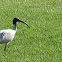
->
[19,20,30,28]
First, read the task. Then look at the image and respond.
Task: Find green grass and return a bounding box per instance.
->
[0,0,62,62]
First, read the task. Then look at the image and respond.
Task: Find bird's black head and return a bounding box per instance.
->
[13,17,30,28]
[13,18,20,24]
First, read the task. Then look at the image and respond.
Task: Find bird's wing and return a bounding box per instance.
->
[0,30,15,43]
[0,32,5,40]
[0,31,7,43]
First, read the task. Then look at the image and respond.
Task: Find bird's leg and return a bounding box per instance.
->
[4,42,10,55]
[4,43,7,55]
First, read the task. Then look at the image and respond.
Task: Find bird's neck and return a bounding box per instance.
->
[13,24,17,31]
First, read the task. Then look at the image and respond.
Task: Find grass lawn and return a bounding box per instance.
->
[0,0,62,62]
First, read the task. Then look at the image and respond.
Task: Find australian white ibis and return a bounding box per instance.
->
[0,18,30,54]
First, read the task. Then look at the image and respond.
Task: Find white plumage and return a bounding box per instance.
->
[0,29,16,43]
[0,18,30,54]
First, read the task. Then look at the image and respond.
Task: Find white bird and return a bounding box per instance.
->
[0,18,30,54]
